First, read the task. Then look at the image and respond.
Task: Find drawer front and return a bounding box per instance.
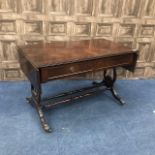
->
[40,53,134,82]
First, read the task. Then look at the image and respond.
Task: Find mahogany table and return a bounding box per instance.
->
[18,39,138,133]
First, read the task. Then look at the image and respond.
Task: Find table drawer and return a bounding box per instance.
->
[40,53,134,82]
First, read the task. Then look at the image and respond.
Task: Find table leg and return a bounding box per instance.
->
[93,68,125,105]
[30,84,52,133]
[110,87,125,105]
[104,68,126,105]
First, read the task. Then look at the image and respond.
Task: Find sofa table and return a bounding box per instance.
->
[18,39,138,133]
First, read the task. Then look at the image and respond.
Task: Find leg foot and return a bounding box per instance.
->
[110,87,125,105]
[27,96,52,132]
[103,68,126,105]
[36,104,52,133]
[30,84,52,133]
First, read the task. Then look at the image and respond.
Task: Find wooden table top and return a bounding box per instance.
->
[18,39,137,68]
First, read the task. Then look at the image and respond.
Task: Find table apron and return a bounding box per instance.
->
[40,53,135,83]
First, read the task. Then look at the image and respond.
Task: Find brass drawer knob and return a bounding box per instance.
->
[69,66,75,72]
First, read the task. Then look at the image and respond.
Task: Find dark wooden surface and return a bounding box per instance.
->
[18,39,137,68]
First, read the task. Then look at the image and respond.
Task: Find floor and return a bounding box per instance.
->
[0,79,155,155]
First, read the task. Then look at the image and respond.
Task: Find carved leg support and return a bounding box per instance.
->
[104,68,125,105]
[26,68,125,133]
[29,84,52,133]
[93,68,125,105]
[34,100,52,133]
